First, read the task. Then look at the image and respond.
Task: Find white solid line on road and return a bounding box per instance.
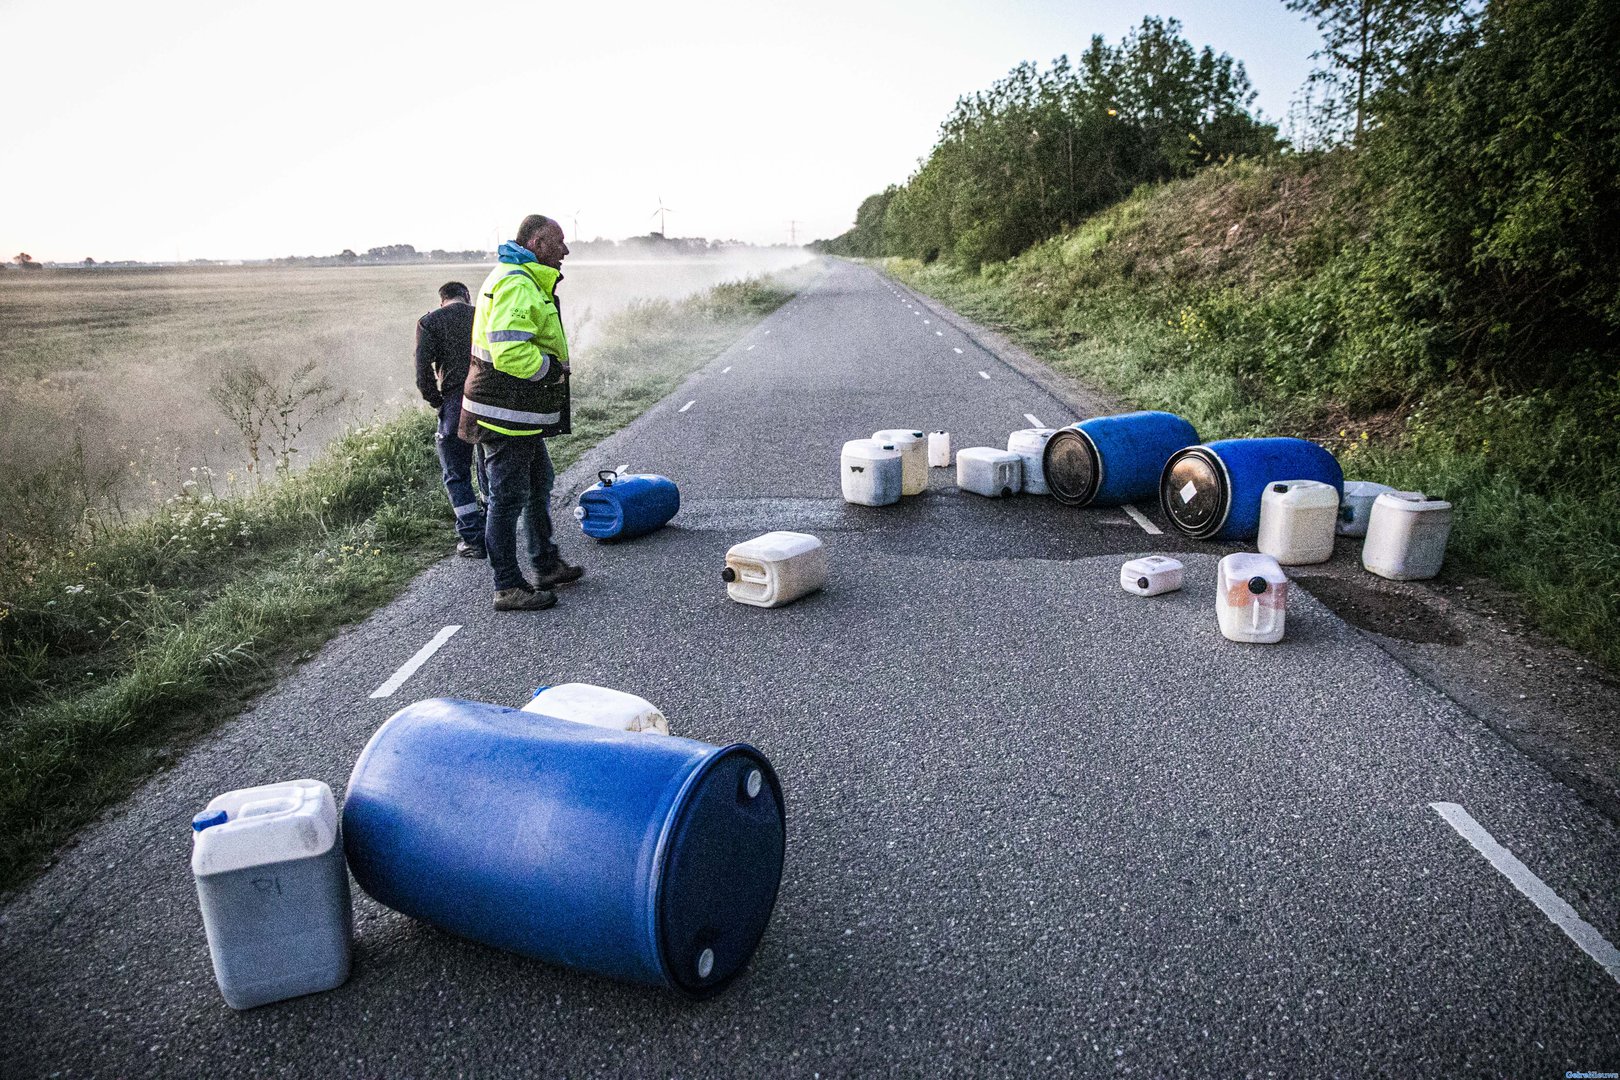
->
[978,371,991,380]
[370,625,460,699]
[721,366,732,373]
[1122,504,1163,535]
[679,400,696,413]
[953,347,964,354]
[1430,802,1620,986]
[1024,413,1044,428]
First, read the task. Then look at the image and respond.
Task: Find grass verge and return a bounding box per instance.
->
[0,270,803,892]
[882,162,1618,671]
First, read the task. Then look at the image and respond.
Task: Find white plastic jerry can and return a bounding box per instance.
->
[1007,428,1058,496]
[1362,492,1453,580]
[191,779,352,1010]
[872,429,928,495]
[1216,552,1289,643]
[840,438,903,507]
[724,531,827,608]
[928,431,952,468]
[956,447,1022,498]
[1120,555,1185,596]
[1338,480,1397,537]
[522,682,670,735]
[1257,479,1340,565]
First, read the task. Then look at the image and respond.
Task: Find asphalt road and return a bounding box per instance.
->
[4,260,1617,1077]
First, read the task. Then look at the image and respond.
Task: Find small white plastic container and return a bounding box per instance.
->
[191,779,352,1010]
[841,438,903,507]
[956,447,1022,498]
[724,530,827,608]
[1007,429,1057,496]
[872,429,928,496]
[523,682,670,735]
[1362,492,1453,580]
[1120,555,1184,596]
[928,431,952,468]
[1337,481,1399,537]
[1216,552,1289,643]
[1257,479,1340,565]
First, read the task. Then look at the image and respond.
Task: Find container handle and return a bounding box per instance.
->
[598,470,617,486]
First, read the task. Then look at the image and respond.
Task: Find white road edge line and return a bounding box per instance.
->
[679,400,696,413]
[1122,504,1163,535]
[370,625,460,699]
[1024,413,1044,428]
[1429,801,1620,986]
[978,371,991,380]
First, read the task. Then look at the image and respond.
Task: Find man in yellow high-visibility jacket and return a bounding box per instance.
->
[459,214,584,611]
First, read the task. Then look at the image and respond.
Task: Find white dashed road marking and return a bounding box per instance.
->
[747,345,756,351]
[1024,413,1044,428]
[370,625,460,699]
[1430,802,1620,986]
[978,371,991,380]
[953,347,964,354]
[679,400,696,413]
[722,366,732,373]
[1122,504,1163,535]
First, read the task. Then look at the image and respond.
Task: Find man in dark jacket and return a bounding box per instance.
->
[415,281,487,557]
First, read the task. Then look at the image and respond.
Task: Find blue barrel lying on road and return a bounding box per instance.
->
[1041,411,1200,507]
[574,470,680,541]
[1159,437,1344,540]
[343,698,785,999]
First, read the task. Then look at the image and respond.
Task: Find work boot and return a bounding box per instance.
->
[533,557,585,589]
[457,539,487,559]
[493,586,557,612]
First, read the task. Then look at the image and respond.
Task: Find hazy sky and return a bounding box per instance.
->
[0,0,1320,262]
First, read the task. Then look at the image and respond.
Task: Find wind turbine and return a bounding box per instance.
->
[651,196,675,238]
[570,209,582,239]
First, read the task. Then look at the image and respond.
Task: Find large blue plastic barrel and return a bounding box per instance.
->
[342,698,785,998]
[574,470,680,541]
[1041,411,1200,507]
[1160,437,1343,540]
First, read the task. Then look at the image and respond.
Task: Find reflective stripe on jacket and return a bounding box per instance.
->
[460,260,572,439]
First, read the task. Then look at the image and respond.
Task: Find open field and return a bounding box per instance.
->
[0,263,814,891]
[0,251,811,529]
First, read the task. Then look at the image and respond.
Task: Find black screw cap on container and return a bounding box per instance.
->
[1248,576,1269,595]
[721,567,737,583]
[1273,483,1289,493]
[1137,576,1150,590]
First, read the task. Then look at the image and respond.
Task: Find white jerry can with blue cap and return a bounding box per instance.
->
[190,779,352,1009]
[522,682,670,735]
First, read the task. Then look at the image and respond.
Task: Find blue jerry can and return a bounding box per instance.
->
[574,470,680,541]
[342,698,785,998]
[1160,437,1343,541]
[1041,411,1200,507]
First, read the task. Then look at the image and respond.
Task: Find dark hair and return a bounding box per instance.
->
[438,281,470,303]
[515,214,555,249]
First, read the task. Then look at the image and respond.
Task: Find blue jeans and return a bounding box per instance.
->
[481,432,560,591]
[436,392,487,545]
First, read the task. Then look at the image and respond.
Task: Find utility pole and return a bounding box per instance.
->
[788,220,800,245]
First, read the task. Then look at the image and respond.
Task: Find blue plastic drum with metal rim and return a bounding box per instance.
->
[1160,437,1343,541]
[574,470,680,541]
[342,698,785,999]
[1041,411,1200,507]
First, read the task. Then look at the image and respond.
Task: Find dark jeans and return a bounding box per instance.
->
[436,392,487,545]
[481,431,559,591]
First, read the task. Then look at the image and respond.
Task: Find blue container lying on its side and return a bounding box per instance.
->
[1159,437,1343,541]
[1041,411,1200,507]
[574,470,680,541]
[342,698,785,999]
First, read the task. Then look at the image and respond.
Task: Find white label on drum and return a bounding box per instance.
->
[1179,481,1198,504]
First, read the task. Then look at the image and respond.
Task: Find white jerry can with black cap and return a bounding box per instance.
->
[1007,428,1057,496]
[523,683,670,735]
[928,431,952,467]
[872,429,929,495]
[1120,555,1184,596]
[841,439,903,506]
[1257,479,1339,565]
[1362,492,1453,580]
[723,531,827,608]
[956,447,1022,498]
[1216,552,1289,643]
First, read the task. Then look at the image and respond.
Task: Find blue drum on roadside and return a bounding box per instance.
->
[1160,437,1343,540]
[342,698,785,999]
[575,470,680,541]
[1041,411,1200,507]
